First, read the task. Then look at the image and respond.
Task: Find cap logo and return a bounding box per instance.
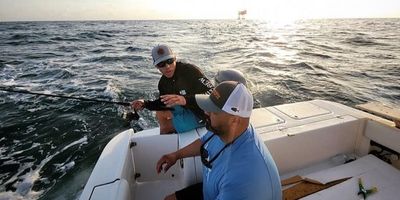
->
[231,107,239,112]
[212,89,221,99]
[157,48,164,55]
[179,90,187,95]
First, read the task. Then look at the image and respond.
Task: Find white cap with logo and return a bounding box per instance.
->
[195,81,253,118]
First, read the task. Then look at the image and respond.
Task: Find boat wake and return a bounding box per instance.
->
[0,136,87,200]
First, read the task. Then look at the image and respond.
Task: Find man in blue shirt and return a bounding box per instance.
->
[156,81,282,200]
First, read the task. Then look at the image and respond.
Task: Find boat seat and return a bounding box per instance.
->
[262,115,363,174]
[356,102,400,128]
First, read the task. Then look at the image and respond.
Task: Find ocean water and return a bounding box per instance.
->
[0,19,399,199]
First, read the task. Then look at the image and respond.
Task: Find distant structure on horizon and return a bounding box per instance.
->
[238,10,247,20]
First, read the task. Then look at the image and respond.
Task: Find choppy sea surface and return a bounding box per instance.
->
[0,19,399,199]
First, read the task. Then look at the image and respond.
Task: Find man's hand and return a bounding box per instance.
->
[131,99,145,111]
[160,95,186,107]
[156,152,179,173]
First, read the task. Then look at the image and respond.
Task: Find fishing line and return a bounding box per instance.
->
[0,86,140,121]
[0,86,131,106]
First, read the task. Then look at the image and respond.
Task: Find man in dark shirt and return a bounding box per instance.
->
[131,44,214,134]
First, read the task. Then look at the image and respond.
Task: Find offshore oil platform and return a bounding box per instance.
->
[238,10,247,20]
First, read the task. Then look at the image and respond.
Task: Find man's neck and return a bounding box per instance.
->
[220,120,249,144]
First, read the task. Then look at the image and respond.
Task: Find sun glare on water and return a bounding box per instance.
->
[247,0,306,26]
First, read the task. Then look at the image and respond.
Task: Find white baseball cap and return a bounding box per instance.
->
[195,81,253,118]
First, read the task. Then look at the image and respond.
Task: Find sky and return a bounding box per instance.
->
[0,0,399,21]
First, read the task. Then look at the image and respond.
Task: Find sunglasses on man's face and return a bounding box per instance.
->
[156,58,175,68]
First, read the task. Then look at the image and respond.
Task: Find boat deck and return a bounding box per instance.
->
[80,100,400,200]
[282,155,400,200]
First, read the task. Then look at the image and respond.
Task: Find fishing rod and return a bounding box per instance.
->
[0,86,172,121]
[0,86,131,106]
[0,85,140,121]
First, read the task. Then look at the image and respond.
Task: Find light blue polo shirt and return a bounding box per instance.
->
[200,126,282,200]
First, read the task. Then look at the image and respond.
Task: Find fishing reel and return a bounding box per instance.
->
[121,108,146,132]
[122,109,140,122]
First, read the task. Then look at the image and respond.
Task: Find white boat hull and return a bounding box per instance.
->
[80,100,400,200]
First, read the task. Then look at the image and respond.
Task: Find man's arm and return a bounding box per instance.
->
[144,98,174,110]
[183,76,213,108]
[156,139,201,173]
[159,76,213,108]
[197,77,214,95]
[131,77,172,111]
[131,98,173,111]
[157,63,213,108]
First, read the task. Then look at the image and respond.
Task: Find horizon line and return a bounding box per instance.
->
[1,16,399,23]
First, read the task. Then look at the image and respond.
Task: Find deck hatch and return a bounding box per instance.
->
[275,102,331,120]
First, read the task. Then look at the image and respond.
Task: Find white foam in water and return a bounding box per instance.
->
[15,171,39,196]
[55,161,75,173]
[0,191,38,200]
[0,167,42,200]
[135,117,151,130]
[31,143,40,148]
[26,105,47,113]
[0,136,88,199]
[0,80,16,86]
[41,90,52,95]
[104,80,121,102]
[25,125,36,134]
[20,83,40,91]
[60,136,87,152]
[70,79,84,87]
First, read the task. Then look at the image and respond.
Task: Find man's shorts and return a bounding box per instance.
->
[175,182,203,200]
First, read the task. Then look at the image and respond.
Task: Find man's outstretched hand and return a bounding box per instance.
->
[131,99,145,111]
[156,152,179,173]
[161,95,186,107]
